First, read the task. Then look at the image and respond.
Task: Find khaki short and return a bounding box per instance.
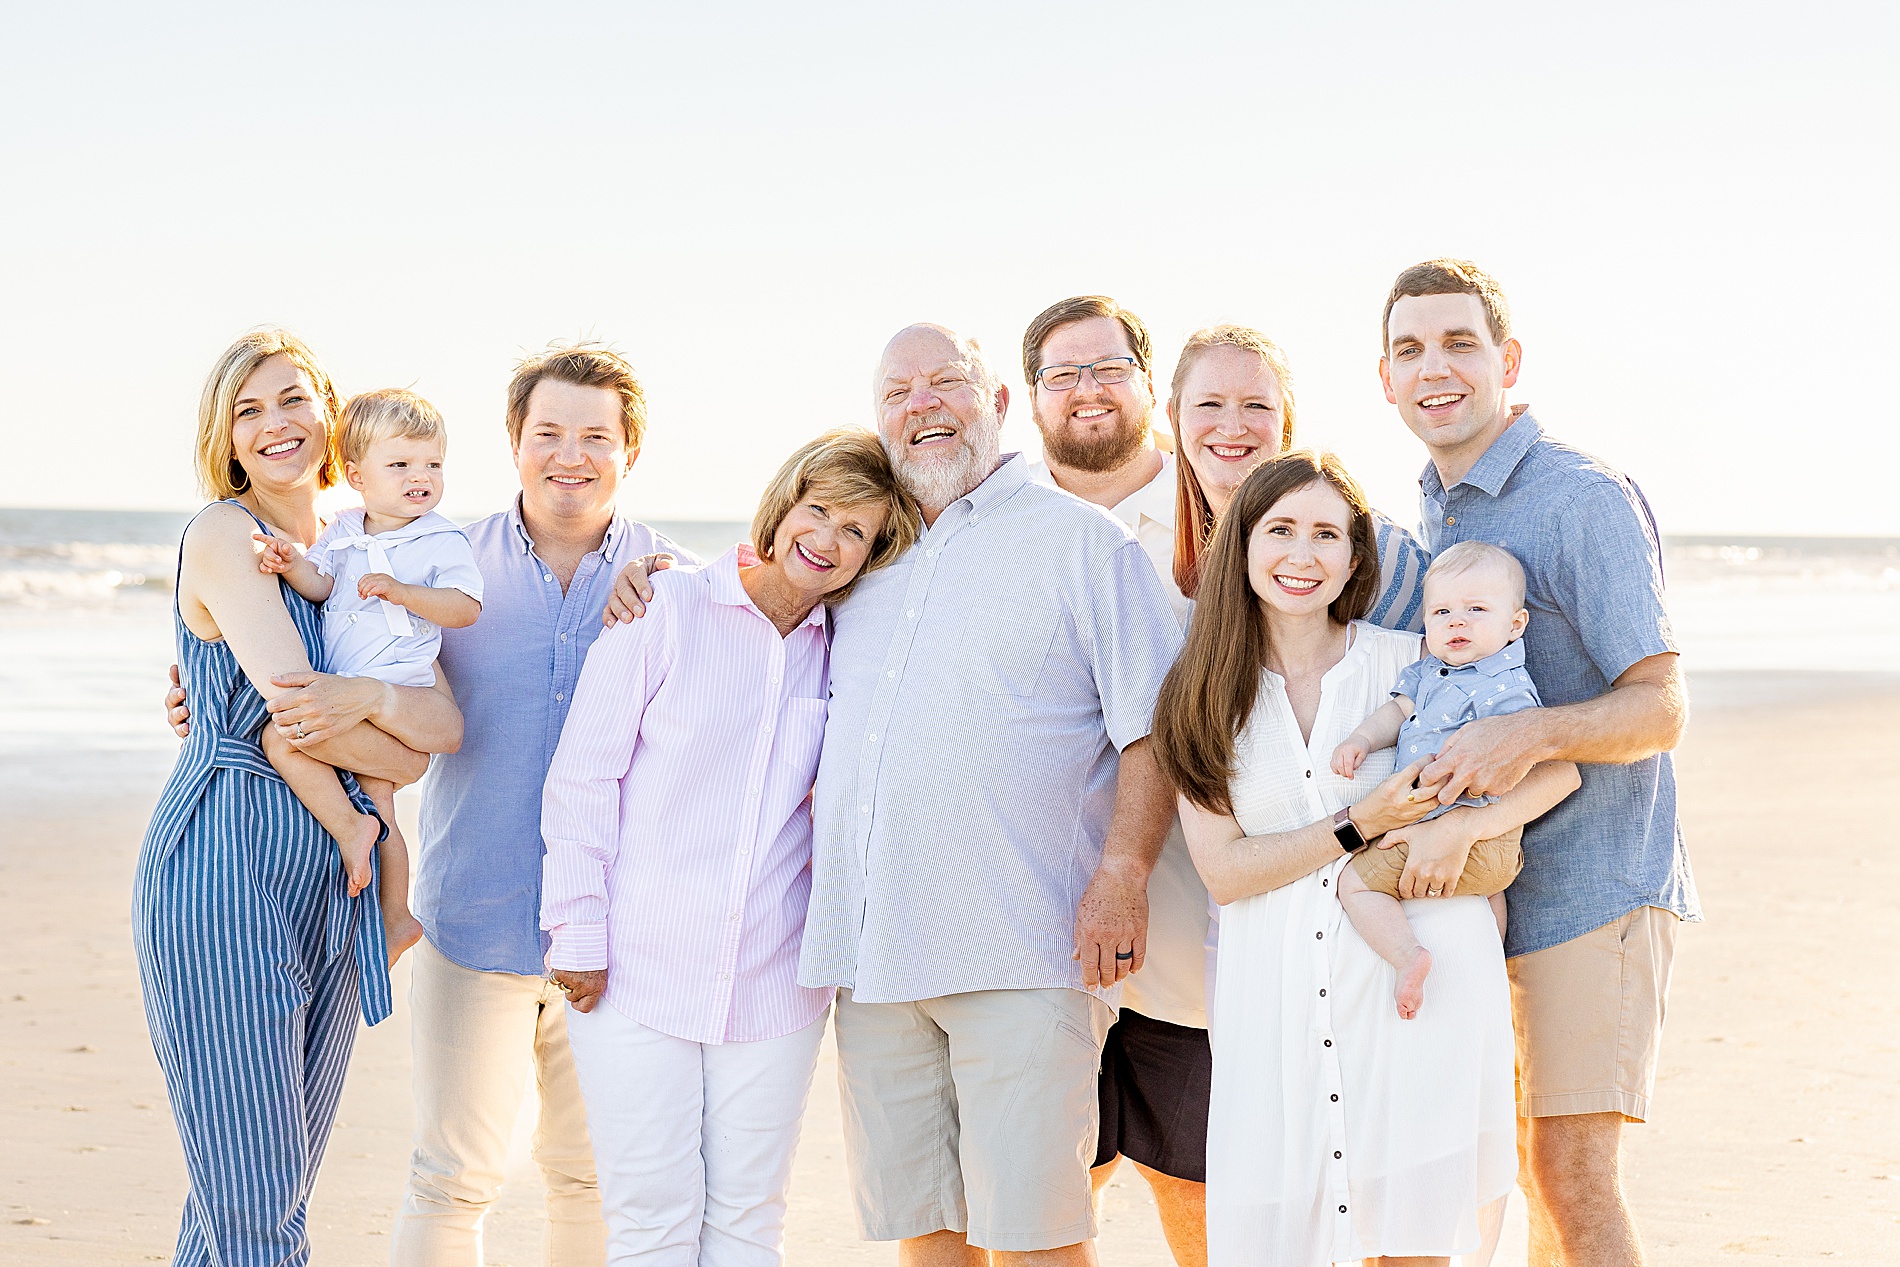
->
[833,987,1113,1252]
[1351,824,1524,897]
[1509,905,1679,1122]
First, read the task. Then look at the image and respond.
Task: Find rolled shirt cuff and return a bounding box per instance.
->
[547,923,609,972]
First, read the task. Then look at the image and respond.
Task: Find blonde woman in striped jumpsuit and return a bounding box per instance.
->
[135,330,462,1265]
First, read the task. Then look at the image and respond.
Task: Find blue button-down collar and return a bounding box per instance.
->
[1421,408,1544,500]
[505,494,627,562]
[952,452,1030,522]
[1431,636,1526,678]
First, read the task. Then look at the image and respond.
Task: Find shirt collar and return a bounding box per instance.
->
[1023,449,1175,532]
[954,452,1030,520]
[707,544,827,631]
[1430,636,1526,676]
[1420,406,1542,500]
[507,494,628,561]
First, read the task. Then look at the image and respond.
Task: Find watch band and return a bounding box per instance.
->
[1332,805,1368,853]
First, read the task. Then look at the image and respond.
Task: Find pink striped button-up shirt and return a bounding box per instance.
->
[540,547,833,1043]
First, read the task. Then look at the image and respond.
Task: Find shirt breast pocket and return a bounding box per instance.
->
[773,697,830,781]
[957,600,1060,698]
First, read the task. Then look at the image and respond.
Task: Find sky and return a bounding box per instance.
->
[2,1,1895,535]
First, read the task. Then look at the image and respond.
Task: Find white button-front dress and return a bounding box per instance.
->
[1206,622,1516,1265]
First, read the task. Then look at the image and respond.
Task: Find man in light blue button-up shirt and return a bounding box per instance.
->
[801,324,1181,1264]
[1378,260,1699,1267]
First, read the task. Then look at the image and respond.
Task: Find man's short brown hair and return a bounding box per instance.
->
[506,342,648,452]
[1021,295,1153,386]
[1382,259,1512,352]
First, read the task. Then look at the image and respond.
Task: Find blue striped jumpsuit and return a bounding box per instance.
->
[133,501,392,1267]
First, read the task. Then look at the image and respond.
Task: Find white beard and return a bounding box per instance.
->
[884,407,1002,516]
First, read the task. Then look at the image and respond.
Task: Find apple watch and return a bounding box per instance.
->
[1332,806,1369,853]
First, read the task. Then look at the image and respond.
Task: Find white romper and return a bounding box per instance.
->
[306,508,483,688]
[1205,621,1516,1265]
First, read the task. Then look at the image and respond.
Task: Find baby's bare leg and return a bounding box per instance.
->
[1338,864,1433,1020]
[356,775,424,966]
[262,725,379,894]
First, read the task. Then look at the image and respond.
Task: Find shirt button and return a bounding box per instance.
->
[728,912,739,922]
[1324,1039,1333,1047]
[886,670,896,678]
[1446,516,1456,526]
[1305,770,1312,778]
[860,804,870,814]
[1439,668,1449,676]
[1339,1204,1348,1214]
[906,609,916,618]
[718,971,732,980]
[868,733,878,742]
[544,573,554,582]
[1334,1150,1343,1159]
[1319,988,1326,997]
[1316,931,1324,940]
[1330,1094,1339,1102]
[555,692,565,702]
[560,632,568,642]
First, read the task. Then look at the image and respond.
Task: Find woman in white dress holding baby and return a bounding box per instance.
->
[1152,451,1580,1266]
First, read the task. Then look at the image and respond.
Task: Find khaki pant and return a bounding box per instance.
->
[1351,824,1524,898]
[389,937,604,1266]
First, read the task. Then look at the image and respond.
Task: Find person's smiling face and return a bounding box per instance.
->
[1380,291,1521,465]
[1173,344,1289,513]
[348,433,446,524]
[513,379,632,522]
[230,353,328,497]
[768,492,888,604]
[1031,315,1154,474]
[874,325,1006,513]
[1246,479,1358,618]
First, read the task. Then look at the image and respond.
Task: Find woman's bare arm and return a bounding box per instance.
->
[181,506,324,700]
[269,672,460,786]
[1181,758,1443,905]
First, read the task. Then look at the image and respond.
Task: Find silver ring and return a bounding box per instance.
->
[295,722,305,740]
[1427,887,1443,896]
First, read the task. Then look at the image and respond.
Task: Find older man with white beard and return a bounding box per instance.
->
[798,324,1183,1267]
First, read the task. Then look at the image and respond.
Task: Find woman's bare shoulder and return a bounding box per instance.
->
[180,503,268,578]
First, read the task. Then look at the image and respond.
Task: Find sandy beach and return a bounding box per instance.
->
[3,670,1896,1266]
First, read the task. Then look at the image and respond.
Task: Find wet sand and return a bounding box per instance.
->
[3,672,1896,1265]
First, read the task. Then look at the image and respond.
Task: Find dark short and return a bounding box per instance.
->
[1091,1008,1212,1182]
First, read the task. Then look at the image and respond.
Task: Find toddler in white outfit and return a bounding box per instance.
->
[255,388,483,964]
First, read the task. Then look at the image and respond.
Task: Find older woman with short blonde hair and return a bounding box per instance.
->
[541,428,916,1266]
[135,329,462,1266]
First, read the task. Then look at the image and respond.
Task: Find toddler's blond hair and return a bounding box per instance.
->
[338,388,446,466]
[1425,540,1527,610]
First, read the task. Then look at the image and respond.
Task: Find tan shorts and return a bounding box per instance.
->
[833,987,1114,1252]
[1350,824,1524,897]
[1509,905,1679,1122]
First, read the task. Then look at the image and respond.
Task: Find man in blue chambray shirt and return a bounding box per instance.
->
[1376,260,1699,1267]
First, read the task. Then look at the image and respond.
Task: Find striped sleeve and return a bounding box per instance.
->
[539,601,672,970]
[1368,513,1428,633]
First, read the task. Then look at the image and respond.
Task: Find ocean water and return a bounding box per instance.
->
[1,507,1895,760]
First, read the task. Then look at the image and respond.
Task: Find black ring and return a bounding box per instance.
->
[1114,949,1134,961]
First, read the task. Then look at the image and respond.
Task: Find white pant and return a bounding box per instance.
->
[565,1003,827,1266]
[391,936,604,1266]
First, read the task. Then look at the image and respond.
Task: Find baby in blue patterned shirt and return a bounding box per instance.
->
[1330,541,1542,1018]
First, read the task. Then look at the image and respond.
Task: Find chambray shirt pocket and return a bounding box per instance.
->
[957,600,1060,697]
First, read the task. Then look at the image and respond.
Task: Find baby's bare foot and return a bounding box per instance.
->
[385,912,424,967]
[1395,946,1432,1020]
[339,816,380,897]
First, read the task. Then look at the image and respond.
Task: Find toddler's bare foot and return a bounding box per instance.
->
[1395,946,1432,1020]
[339,815,380,897]
[385,912,424,967]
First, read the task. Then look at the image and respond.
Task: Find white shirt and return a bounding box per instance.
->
[307,508,483,688]
[1206,622,1516,1262]
[1028,449,1209,1029]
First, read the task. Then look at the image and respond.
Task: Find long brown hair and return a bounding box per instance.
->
[1165,325,1297,598]
[1152,451,1380,815]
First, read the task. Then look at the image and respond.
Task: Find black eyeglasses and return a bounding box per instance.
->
[1034,357,1139,392]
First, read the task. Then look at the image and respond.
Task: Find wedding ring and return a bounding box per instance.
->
[1114,949,1134,961]
[295,722,305,740]
[1427,887,1443,896]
